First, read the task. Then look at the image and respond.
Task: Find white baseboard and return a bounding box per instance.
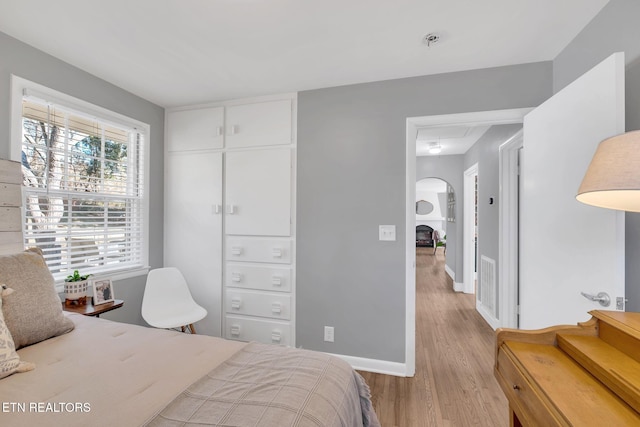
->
[446,264,465,292]
[326,352,410,377]
[445,264,455,280]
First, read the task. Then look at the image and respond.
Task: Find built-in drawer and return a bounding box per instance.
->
[225,315,291,346]
[225,237,292,264]
[226,264,292,292]
[497,345,561,427]
[225,289,291,320]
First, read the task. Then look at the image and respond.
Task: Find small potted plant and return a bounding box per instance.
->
[64,270,91,307]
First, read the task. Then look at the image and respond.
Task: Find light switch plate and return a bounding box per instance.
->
[379,225,396,241]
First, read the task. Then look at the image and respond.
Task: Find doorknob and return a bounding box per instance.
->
[580,291,611,307]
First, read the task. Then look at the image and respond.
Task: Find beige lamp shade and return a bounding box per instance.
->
[576,130,640,212]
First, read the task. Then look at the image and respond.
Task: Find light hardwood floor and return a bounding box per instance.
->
[359,247,508,426]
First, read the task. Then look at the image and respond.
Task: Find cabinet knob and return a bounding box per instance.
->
[228,125,238,135]
[271,276,282,286]
[231,298,241,310]
[512,384,520,391]
[230,325,241,337]
[230,246,243,256]
[231,272,243,282]
[226,204,236,215]
[271,331,282,343]
[272,248,283,258]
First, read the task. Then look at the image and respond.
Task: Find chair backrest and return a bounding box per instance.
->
[141,267,197,320]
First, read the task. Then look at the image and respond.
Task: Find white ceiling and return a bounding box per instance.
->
[416,125,491,156]
[0,0,609,108]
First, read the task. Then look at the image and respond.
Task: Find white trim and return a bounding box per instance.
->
[444,264,455,281]
[404,119,417,377]
[405,108,532,380]
[327,352,409,377]
[463,163,478,295]
[498,130,524,329]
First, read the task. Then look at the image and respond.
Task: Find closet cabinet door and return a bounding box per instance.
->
[166,107,224,151]
[225,149,292,236]
[225,100,292,148]
[164,151,223,336]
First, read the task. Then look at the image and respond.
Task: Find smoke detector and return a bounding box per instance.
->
[423,33,441,47]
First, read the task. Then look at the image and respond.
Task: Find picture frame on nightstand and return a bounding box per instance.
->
[92,279,115,305]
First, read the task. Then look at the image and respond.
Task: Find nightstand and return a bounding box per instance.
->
[62,299,124,317]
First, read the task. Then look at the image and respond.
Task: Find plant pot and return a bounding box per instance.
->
[64,279,89,301]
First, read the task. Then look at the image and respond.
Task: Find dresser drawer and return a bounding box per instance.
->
[226,237,292,264]
[226,264,292,292]
[497,345,561,427]
[225,289,291,320]
[225,315,291,346]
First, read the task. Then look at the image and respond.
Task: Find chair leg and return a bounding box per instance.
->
[188,324,196,334]
[181,325,186,333]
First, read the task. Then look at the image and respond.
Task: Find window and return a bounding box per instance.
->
[15,82,149,281]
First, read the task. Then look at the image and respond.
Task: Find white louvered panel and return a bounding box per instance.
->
[480,255,497,317]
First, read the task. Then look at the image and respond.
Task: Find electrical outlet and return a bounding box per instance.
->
[324,326,334,342]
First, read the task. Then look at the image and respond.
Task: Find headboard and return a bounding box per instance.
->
[0,158,23,255]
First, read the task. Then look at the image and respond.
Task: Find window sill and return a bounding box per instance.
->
[55,266,150,293]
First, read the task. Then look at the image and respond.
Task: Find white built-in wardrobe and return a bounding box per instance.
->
[164,94,296,346]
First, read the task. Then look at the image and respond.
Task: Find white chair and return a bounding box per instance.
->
[142,267,207,334]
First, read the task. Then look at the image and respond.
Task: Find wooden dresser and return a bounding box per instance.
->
[495,310,640,426]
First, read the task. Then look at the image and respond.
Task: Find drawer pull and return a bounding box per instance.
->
[272,303,282,315]
[231,272,243,282]
[272,248,282,258]
[231,298,242,310]
[271,276,282,286]
[271,331,282,343]
[227,204,237,215]
[230,325,241,337]
[512,384,520,391]
[231,246,243,256]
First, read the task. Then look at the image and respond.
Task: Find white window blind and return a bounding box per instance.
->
[20,96,147,280]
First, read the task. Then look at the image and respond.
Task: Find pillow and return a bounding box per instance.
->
[0,285,35,379]
[0,249,74,349]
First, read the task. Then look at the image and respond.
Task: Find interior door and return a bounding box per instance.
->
[519,52,625,330]
[165,151,223,336]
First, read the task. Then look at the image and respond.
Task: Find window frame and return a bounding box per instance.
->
[10,75,150,290]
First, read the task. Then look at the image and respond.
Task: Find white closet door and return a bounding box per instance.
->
[225,100,292,148]
[166,107,224,151]
[520,53,625,330]
[165,151,223,336]
[225,148,292,236]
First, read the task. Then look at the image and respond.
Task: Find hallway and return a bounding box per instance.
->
[360,247,508,426]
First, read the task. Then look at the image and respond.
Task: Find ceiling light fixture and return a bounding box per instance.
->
[428,142,442,154]
[423,33,441,47]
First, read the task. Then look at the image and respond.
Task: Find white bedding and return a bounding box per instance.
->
[2,313,246,426]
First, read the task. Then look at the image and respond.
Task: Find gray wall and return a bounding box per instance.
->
[297,63,552,362]
[464,124,522,292]
[416,155,464,280]
[0,31,164,325]
[553,0,640,311]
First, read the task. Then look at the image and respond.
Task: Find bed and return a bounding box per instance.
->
[0,249,380,427]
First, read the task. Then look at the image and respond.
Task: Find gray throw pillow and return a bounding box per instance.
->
[0,249,74,349]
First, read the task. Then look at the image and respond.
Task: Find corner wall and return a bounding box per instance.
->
[0,31,164,325]
[297,62,552,363]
